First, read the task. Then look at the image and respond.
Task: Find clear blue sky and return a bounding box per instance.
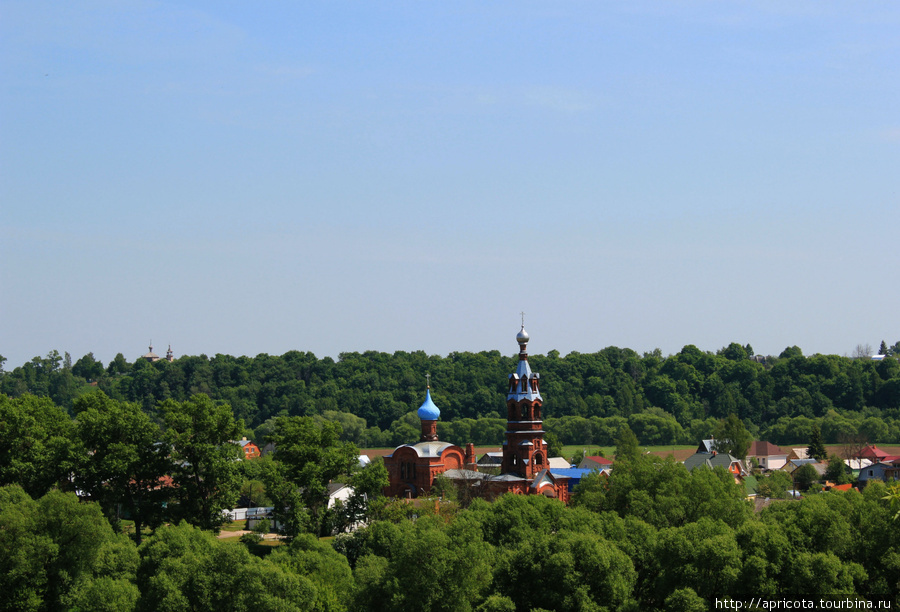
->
[2,1,898,369]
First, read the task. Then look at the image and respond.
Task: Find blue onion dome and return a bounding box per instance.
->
[417,388,441,420]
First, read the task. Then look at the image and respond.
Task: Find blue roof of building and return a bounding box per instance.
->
[549,467,607,493]
[417,388,441,421]
[550,468,605,479]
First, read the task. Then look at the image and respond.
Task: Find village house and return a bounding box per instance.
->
[235,437,261,460]
[746,441,788,471]
[577,455,614,471]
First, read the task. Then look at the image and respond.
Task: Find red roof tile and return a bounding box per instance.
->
[860,445,890,460]
[583,456,613,465]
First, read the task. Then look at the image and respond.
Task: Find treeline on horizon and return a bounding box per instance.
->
[3,340,900,448]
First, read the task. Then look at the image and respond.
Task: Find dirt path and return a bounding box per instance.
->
[216,530,281,540]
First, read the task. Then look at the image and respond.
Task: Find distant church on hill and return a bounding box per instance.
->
[383,324,570,502]
[141,342,174,363]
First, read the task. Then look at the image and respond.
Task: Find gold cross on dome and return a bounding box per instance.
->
[426,373,431,388]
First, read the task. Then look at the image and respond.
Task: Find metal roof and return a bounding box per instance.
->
[407,441,455,458]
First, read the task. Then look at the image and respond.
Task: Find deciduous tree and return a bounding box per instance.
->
[713,413,753,461]
[794,463,820,492]
[0,485,139,611]
[825,455,848,485]
[161,395,243,531]
[266,416,359,537]
[74,391,170,543]
[615,424,641,462]
[136,521,313,611]
[0,393,77,497]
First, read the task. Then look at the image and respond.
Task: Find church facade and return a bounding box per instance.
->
[383,325,569,503]
[382,383,477,498]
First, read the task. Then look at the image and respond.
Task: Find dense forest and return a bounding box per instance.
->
[2,340,900,447]
[2,349,900,610]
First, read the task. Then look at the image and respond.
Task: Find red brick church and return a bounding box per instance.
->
[384,324,569,502]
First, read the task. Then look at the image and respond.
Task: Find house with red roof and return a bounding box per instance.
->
[236,437,261,460]
[859,445,894,463]
[577,456,614,470]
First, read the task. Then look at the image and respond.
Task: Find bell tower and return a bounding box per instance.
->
[500,319,547,477]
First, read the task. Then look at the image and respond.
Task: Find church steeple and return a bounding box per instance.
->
[501,320,546,477]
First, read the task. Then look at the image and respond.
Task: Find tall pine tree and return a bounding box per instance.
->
[807,424,828,461]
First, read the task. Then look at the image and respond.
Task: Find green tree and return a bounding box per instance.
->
[136,521,313,611]
[0,393,78,497]
[755,470,793,499]
[794,463,819,491]
[653,517,742,602]
[879,340,889,356]
[574,454,750,529]
[713,413,753,460]
[266,416,360,537]
[719,342,749,361]
[493,528,635,611]
[615,424,641,462]
[664,588,707,612]
[73,391,170,543]
[107,353,131,375]
[73,352,105,381]
[269,534,355,611]
[788,551,866,595]
[333,459,389,534]
[352,515,494,612]
[543,430,563,458]
[734,520,791,595]
[825,455,849,485]
[0,485,139,612]
[161,395,243,531]
[779,346,804,359]
[807,424,828,461]
[883,483,900,522]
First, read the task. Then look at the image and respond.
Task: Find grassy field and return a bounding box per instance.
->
[220,520,249,532]
[562,445,699,462]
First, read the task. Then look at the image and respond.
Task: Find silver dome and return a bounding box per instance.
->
[516,326,530,344]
